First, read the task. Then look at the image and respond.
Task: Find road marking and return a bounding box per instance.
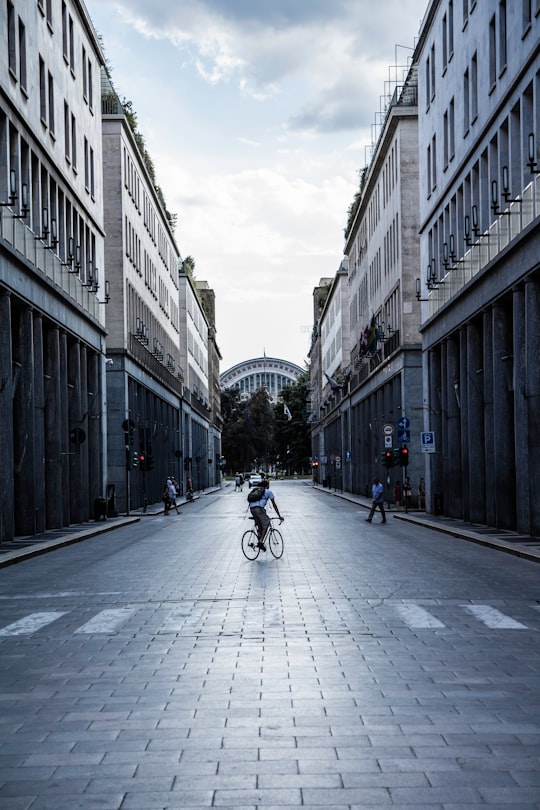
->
[461,605,528,629]
[74,608,136,634]
[0,611,67,636]
[395,605,445,628]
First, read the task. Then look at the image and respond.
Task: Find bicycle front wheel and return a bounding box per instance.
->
[241,529,260,560]
[268,528,284,559]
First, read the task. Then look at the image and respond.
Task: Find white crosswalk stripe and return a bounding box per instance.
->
[0,611,67,636]
[395,604,445,628]
[74,607,137,634]
[461,604,528,629]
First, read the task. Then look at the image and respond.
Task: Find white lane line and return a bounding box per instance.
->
[0,611,67,636]
[461,604,528,629]
[74,607,136,634]
[395,604,445,628]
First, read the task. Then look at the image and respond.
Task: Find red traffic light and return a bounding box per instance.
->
[399,446,409,466]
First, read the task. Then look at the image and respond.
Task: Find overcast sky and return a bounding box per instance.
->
[87,0,428,373]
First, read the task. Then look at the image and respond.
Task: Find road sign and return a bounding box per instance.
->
[384,435,393,448]
[421,431,436,453]
[397,416,410,430]
[397,429,411,443]
[383,423,395,436]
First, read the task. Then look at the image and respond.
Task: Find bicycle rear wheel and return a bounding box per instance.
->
[268,528,284,559]
[241,529,260,560]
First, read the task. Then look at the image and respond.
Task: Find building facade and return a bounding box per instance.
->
[312,62,423,503]
[221,356,304,404]
[0,0,108,540]
[101,77,185,513]
[416,0,540,533]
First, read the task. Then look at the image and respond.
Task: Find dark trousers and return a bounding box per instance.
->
[367,500,386,522]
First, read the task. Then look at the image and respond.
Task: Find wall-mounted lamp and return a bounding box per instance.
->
[1,169,18,207]
[528,133,540,175]
[491,179,511,216]
[14,183,29,219]
[501,165,521,204]
[415,278,429,301]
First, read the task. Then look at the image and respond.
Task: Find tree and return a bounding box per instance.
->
[220,386,275,474]
[274,370,312,475]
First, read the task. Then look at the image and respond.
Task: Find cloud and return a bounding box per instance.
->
[94,0,426,124]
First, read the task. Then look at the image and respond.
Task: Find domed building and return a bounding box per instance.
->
[220,356,304,404]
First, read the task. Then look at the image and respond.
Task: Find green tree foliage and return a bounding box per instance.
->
[221,386,275,474]
[221,372,312,476]
[274,370,312,474]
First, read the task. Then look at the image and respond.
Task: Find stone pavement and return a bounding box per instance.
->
[1,482,539,568]
[0,480,539,809]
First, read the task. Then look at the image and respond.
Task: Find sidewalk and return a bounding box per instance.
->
[0,488,214,569]
[314,483,540,564]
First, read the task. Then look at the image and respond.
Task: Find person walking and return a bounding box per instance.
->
[365,477,386,523]
[417,477,426,510]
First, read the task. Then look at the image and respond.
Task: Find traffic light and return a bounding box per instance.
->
[122,419,135,445]
[399,445,409,466]
[126,448,139,470]
[138,451,146,471]
[382,449,394,468]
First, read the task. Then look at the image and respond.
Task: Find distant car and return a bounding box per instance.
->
[248,473,264,488]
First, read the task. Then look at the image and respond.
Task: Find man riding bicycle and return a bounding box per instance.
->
[248,477,284,550]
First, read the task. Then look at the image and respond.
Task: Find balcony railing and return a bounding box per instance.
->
[427,173,540,318]
[0,207,102,322]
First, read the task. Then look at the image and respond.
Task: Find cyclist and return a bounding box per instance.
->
[249,477,284,550]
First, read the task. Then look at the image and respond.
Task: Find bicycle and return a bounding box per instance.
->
[241,517,284,560]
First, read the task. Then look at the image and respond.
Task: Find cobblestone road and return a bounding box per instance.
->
[0,481,539,809]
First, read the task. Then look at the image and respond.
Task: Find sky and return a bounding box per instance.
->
[87,0,428,373]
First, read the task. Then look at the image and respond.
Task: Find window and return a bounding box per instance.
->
[427,143,432,196]
[84,136,89,189]
[68,15,74,73]
[82,46,87,101]
[522,0,532,30]
[425,55,431,106]
[48,71,55,134]
[448,0,454,56]
[64,102,70,160]
[71,113,77,169]
[442,14,448,71]
[430,43,436,99]
[471,52,478,123]
[499,0,507,72]
[18,19,27,91]
[7,1,16,75]
[87,60,93,110]
[443,110,449,169]
[463,0,468,26]
[432,134,437,190]
[89,146,95,197]
[449,98,455,159]
[489,15,496,88]
[463,67,470,134]
[39,56,47,123]
[61,2,68,61]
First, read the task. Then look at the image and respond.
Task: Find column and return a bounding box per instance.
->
[33,312,46,533]
[68,340,84,523]
[428,346,443,515]
[525,277,540,535]
[44,326,63,529]
[483,308,496,526]
[513,285,529,534]
[445,336,462,517]
[492,302,516,530]
[459,328,469,520]
[467,319,486,524]
[13,306,37,535]
[0,291,14,541]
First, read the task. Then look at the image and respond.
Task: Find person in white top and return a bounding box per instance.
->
[248,478,284,549]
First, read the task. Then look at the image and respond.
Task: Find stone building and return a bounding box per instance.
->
[311,61,423,503]
[0,0,108,539]
[416,0,540,533]
[101,73,185,512]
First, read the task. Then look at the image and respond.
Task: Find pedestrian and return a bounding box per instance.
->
[417,477,426,510]
[365,477,386,523]
[162,480,171,515]
[234,473,243,492]
[166,478,181,514]
[393,480,401,510]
